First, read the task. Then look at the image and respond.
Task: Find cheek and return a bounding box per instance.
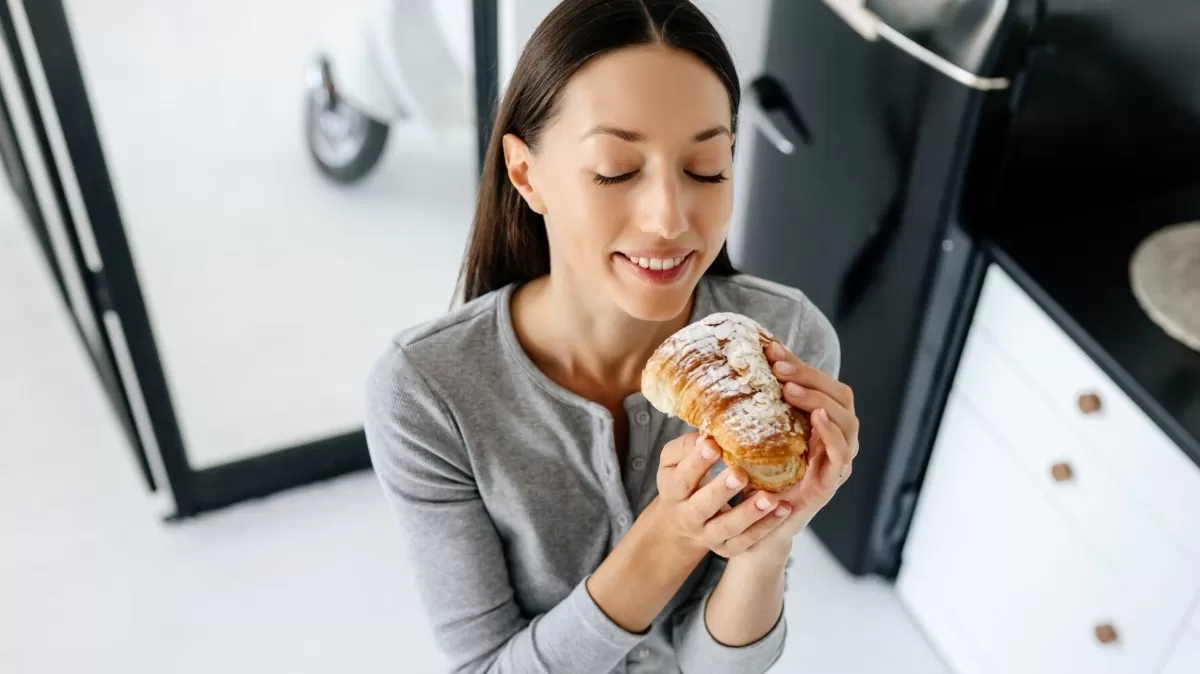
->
[689,184,734,243]
[540,175,628,264]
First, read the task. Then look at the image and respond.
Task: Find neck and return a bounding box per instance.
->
[513,273,696,396]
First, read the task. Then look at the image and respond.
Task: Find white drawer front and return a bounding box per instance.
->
[951,324,1200,620]
[898,394,1179,674]
[1161,631,1200,674]
[972,264,1200,559]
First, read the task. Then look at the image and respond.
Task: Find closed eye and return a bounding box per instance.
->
[687,171,728,184]
[593,170,638,186]
[594,170,728,186]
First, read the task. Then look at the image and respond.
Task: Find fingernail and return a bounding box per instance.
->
[785,382,805,397]
[775,361,795,376]
[755,495,773,510]
[770,342,786,359]
[775,506,791,517]
[815,408,826,425]
[701,441,718,460]
[725,474,745,490]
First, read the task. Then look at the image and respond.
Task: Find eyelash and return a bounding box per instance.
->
[592,170,728,186]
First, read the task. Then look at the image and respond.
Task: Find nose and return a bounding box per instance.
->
[638,173,689,239]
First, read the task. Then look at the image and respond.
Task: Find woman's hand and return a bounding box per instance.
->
[653,432,793,558]
[737,341,860,562]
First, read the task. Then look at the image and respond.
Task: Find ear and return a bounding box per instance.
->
[501,133,547,215]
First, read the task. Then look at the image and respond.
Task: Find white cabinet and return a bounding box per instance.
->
[897,264,1200,674]
[1161,600,1200,674]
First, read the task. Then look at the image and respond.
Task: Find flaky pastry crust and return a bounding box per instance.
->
[642,312,809,492]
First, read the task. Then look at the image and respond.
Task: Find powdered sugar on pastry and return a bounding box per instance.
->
[644,313,802,445]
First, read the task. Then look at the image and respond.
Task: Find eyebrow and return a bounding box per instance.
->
[581,125,732,143]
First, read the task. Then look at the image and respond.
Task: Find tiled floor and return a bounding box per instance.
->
[0,0,951,672]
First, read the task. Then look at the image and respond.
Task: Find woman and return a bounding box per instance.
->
[364,1,859,672]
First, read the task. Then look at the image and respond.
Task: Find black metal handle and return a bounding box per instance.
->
[745,74,813,153]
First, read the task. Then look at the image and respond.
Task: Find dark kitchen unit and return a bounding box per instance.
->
[735,0,1200,578]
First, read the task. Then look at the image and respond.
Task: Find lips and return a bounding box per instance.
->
[614,250,695,285]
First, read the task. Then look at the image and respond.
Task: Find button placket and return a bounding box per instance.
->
[629,405,652,474]
[596,417,619,481]
[597,415,634,534]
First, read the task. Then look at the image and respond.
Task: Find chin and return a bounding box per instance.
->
[604,249,711,322]
[609,276,701,323]
[618,292,693,323]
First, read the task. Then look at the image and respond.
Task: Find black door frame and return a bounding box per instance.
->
[0,0,155,492]
[11,0,501,518]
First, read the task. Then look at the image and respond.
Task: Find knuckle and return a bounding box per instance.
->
[820,481,839,499]
[706,518,735,542]
[680,433,698,453]
[667,433,694,459]
[672,473,692,498]
[656,475,674,499]
[681,502,706,530]
[724,538,750,556]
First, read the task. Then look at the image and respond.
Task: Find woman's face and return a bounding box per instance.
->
[504,44,735,322]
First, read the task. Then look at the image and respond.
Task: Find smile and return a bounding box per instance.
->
[625,254,688,271]
[613,251,696,286]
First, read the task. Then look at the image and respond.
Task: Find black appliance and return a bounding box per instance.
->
[739,0,1200,578]
[735,0,1039,577]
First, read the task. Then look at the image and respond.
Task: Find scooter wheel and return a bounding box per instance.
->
[305,90,390,184]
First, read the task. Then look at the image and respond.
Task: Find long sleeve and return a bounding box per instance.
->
[363,345,646,674]
[669,555,788,673]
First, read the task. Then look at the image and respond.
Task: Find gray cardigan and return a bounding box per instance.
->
[364,274,841,674]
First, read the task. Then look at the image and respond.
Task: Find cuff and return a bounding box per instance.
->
[564,575,648,649]
[674,592,788,673]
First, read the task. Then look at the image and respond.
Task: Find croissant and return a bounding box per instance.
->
[642,312,809,493]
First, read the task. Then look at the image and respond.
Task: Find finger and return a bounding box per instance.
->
[767,342,854,411]
[659,435,722,502]
[658,432,700,469]
[683,466,759,526]
[813,409,853,489]
[716,501,793,556]
[781,382,858,436]
[814,409,852,464]
[777,424,833,508]
[783,450,828,513]
[702,489,782,543]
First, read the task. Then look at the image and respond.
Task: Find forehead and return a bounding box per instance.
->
[555,45,732,140]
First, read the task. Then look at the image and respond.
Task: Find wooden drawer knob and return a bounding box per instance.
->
[1077,393,1102,415]
[1051,462,1074,482]
[1094,623,1119,644]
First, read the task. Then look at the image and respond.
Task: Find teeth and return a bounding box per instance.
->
[630,255,687,271]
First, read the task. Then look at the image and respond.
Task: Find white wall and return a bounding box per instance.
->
[495,0,775,259]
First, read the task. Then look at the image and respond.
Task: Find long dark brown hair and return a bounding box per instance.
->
[455,0,740,304]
